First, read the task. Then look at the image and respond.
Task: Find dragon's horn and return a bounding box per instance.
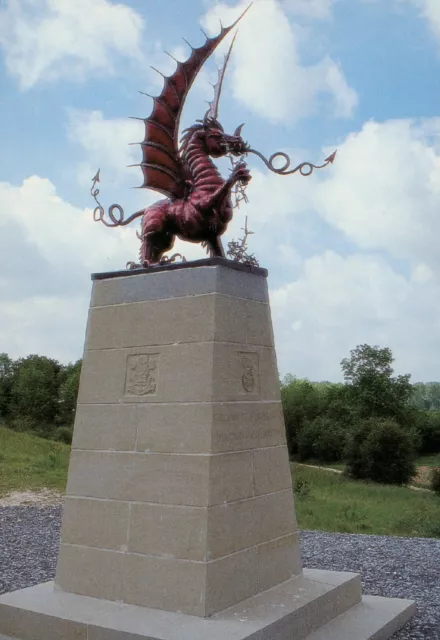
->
[234,123,245,137]
[206,29,238,122]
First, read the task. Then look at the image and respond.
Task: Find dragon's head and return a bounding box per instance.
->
[202,118,248,159]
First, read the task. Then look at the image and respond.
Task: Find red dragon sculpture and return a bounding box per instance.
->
[91,5,336,267]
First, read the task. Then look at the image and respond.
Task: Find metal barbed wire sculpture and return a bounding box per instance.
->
[226,216,259,267]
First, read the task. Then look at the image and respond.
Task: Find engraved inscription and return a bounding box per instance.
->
[214,408,279,424]
[214,427,280,445]
[238,352,259,394]
[213,405,283,447]
[125,354,159,396]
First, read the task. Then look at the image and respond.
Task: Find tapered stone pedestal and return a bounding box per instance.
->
[0,259,415,639]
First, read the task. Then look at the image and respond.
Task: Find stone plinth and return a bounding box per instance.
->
[56,259,301,618]
[0,259,415,639]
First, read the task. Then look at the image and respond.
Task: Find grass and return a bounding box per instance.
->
[0,426,70,496]
[292,463,440,539]
[1,426,439,540]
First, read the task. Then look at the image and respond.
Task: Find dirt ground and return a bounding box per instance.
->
[0,489,64,507]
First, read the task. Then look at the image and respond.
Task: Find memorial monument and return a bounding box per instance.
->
[0,6,415,639]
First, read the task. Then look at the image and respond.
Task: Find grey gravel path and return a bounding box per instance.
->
[0,506,438,639]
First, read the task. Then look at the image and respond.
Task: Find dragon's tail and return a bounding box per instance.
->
[94,205,145,228]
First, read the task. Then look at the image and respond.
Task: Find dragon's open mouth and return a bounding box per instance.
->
[223,139,249,157]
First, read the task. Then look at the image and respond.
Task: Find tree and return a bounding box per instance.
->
[297,417,347,464]
[0,353,13,420]
[57,360,82,426]
[10,355,62,432]
[281,377,324,455]
[410,382,440,411]
[341,344,413,422]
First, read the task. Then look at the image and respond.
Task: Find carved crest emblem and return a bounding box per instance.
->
[125,354,159,396]
[238,353,259,393]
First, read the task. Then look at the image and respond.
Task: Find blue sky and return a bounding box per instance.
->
[1,0,440,382]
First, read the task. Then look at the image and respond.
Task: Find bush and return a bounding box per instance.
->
[54,426,73,444]
[431,468,440,496]
[7,415,37,433]
[281,378,324,456]
[7,416,58,440]
[297,417,347,464]
[345,418,416,485]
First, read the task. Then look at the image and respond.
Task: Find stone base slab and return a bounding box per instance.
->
[0,569,415,640]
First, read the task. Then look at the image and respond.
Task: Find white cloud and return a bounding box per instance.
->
[0,0,145,89]
[201,0,357,123]
[0,175,138,276]
[398,0,440,41]
[270,251,440,381]
[1,295,89,364]
[314,118,440,269]
[0,174,143,361]
[67,109,143,189]
[282,0,335,20]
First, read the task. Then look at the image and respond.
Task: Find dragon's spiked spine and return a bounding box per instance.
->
[206,31,238,122]
[132,5,251,199]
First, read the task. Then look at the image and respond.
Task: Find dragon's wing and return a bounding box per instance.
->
[132,5,251,200]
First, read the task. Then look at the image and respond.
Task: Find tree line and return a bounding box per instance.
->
[1,344,440,489]
[0,353,81,443]
[282,344,440,487]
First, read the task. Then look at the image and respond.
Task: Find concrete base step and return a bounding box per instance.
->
[0,568,415,640]
[307,595,415,640]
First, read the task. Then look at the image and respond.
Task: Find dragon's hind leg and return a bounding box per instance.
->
[140,200,176,266]
[141,231,175,266]
[204,235,226,259]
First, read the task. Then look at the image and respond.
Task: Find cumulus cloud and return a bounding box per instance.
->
[0,174,142,361]
[401,0,440,41]
[0,175,138,278]
[314,118,440,269]
[201,0,358,123]
[67,109,143,189]
[270,250,440,381]
[0,0,145,89]
[282,0,334,20]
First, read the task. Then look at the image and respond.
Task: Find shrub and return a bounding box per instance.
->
[7,415,37,433]
[297,417,347,464]
[431,468,440,496]
[54,426,73,444]
[281,378,323,456]
[293,477,311,498]
[345,418,416,485]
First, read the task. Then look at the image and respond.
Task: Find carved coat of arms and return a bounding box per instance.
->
[125,354,159,396]
[238,353,259,393]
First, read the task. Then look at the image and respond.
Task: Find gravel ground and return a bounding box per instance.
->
[301,530,440,640]
[0,506,439,639]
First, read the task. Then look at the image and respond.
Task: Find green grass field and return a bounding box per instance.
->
[0,426,70,496]
[1,427,439,539]
[293,463,440,539]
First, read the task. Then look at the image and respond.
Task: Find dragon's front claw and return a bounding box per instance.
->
[231,162,251,186]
